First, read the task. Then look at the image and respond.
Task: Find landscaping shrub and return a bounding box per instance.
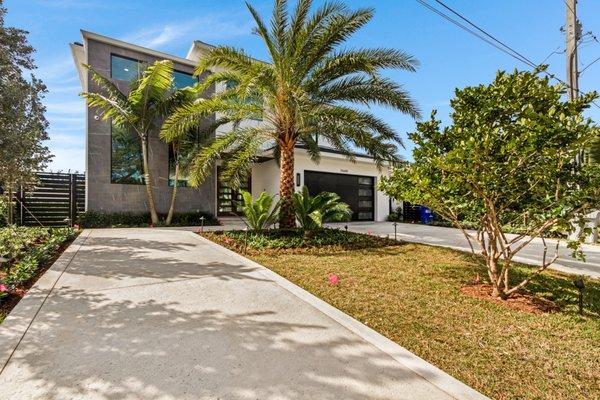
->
[293,186,351,231]
[239,191,280,231]
[386,206,403,222]
[0,227,75,287]
[77,210,219,228]
[205,228,396,251]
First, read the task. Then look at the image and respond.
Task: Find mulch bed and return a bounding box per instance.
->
[460,283,560,314]
[0,233,78,321]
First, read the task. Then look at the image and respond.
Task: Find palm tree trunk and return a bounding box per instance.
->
[141,136,159,225]
[279,142,296,229]
[165,154,179,226]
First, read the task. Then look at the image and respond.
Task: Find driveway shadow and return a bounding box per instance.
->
[0,229,451,399]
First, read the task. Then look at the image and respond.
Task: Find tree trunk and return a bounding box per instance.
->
[279,142,296,229]
[141,136,159,225]
[165,154,179,226]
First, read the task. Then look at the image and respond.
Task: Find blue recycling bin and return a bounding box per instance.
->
[419,206,434,224]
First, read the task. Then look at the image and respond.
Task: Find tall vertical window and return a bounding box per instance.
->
[111,123,144,184]
[173,71,197,89]
[111,55,142,81]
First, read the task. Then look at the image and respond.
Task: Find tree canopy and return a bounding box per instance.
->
[0,0,51,223]
[380,68,600,299]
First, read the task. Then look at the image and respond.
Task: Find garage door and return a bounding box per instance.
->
[304,170,374,221]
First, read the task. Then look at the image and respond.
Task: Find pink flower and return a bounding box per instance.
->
[0,284,8,292]
[367,230,372,235]
[73,224,80,230]
[328,273,339,286]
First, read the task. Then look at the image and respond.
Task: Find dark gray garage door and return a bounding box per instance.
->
[304,170,374,221]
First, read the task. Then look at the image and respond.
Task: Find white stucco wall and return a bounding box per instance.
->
[251,149,394,221]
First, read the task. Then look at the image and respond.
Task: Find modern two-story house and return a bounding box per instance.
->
[71,31,400,222]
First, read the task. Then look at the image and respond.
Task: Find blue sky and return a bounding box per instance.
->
[4,0,600,172]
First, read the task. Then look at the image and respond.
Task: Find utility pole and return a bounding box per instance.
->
[565,0,582,165]
[565,0,579,101]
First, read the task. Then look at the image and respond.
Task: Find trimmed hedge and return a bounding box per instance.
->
[76,211,220,228]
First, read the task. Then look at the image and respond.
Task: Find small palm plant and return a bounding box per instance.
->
[239,191,280,231]
[161,0,420,229]
[293,186,351,234]
[81,60,188,225]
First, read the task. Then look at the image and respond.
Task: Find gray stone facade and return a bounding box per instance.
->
[84,38,216,215]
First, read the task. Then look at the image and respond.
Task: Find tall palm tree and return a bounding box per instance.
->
[81,60,180,225]
[162,0,420,228]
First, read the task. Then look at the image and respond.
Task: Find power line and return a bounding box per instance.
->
[413,0,534,67]
[414,0,600,109]
[432,0,537,68]
[580,55,600,75]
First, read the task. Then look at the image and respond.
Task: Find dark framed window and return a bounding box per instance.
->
[110,54,143,81]
[217,167,251,215]
[111,123,144,184]
[173,70,197,89]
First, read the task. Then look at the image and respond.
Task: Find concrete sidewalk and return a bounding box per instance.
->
[0,228,486,400]
[329,221,600,279]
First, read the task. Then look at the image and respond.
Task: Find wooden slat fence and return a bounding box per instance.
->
[15,172,85,226]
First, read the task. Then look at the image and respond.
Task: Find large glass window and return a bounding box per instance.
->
[111,123,144,184]
[111,55,143,81]
[173,71,197,89]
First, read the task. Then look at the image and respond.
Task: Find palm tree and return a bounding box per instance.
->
[162,0,420,228]
[81,60,180,225]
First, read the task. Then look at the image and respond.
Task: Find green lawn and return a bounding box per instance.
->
[205,229,600,400]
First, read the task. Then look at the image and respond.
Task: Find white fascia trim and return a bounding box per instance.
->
[81,30,197,68]
[70,43,86,90]
[295,147,386,166]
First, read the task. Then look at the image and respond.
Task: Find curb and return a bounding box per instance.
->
[0,230,91,374]
[380,233,600,280]
[192,232,489,400]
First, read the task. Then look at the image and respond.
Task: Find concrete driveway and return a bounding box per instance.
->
[0,228,484,400]
[329,221,600,279]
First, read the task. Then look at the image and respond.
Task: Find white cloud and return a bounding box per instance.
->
[123,14,254,49]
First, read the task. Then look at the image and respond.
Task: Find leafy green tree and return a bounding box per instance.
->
[239,191,280,231]
[81,60,188,225]
[0,1,51,224]
[162,0,419,228]
[588,135,600,164]
[380,69,600,299]
[293,186,351,232]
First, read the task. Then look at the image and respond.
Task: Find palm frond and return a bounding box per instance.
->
[84,64,128,104]
[81,92,135,129]
[306,48,419,89]
[129,60,174,109]
[315,75,420,118]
